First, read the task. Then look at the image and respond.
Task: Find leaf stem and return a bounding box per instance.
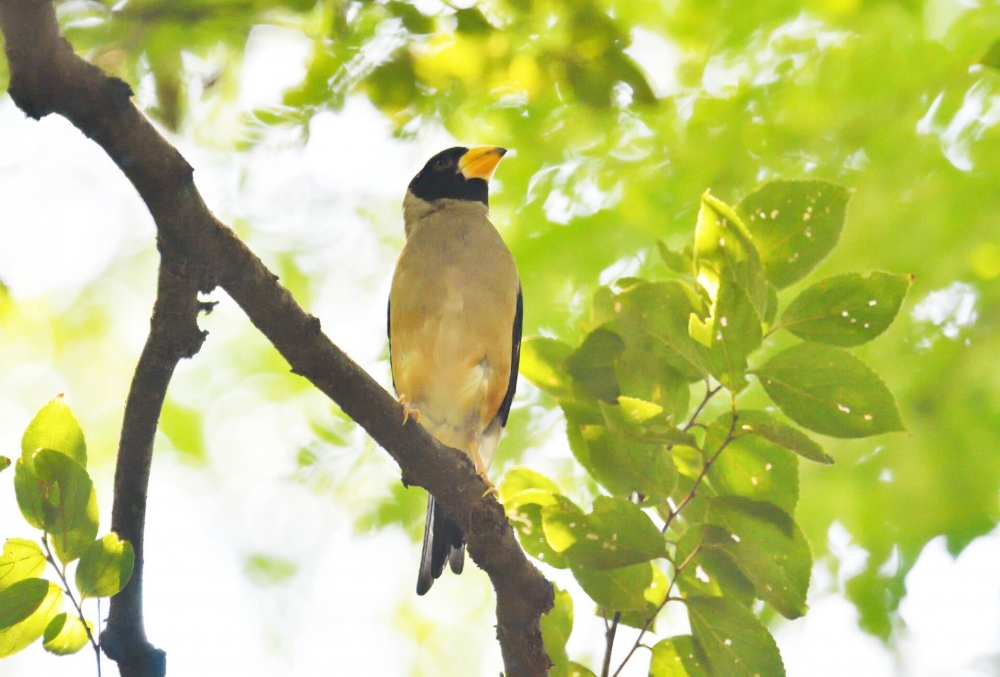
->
[41,534,101,676]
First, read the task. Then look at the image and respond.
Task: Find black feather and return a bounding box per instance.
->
[497,286,523,427]
[417,494,465,595]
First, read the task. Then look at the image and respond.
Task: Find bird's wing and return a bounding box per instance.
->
[387,299,396,394]
[497,285,523,427]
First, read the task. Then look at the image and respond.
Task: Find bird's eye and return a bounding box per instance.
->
[433,157,451,171]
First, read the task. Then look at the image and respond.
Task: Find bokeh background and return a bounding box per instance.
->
[3,0,1000,674]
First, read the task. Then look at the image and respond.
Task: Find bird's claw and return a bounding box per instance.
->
[479,471,499,500]
[398,395,421,425]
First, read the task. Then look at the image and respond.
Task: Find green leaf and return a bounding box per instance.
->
[42,612,91,655]
[694,191,768,319]
[686,596,786,677]
[520,337,575,399]
[693,280,763,392]
[607,563,670,631]
[616,281,711,381]
[775,271,913,346]
[0,578,49,629]
[739,180,850,289]
[0,456,9,473]
[574,406,678,501]
[706,497,812,619]
[565,327,626,401]
[572,562,652,612]
[0,581,63,657]
[13,457,45,529]
[76,534,135,599]
[32,450,100,565]
[704,413,800,515]
[0,539,46,594]
[500,469,569,568]
[756,343,905,438]
[21,397,87,467]
[982,39,1000,70]
[657,241,693,274]
[674,525,756,607]
[541,586,573,674]
[542,496,666,569]
[649,635,710,677]
[733,410,831,464]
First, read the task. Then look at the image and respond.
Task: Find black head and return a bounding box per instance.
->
[407,146,507,206]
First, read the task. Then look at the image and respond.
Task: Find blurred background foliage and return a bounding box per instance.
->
[3,0,1000,673]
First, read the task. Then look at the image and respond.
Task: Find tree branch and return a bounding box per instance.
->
[99,242,206,677]
[0,2,554,675]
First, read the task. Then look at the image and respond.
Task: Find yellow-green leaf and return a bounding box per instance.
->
[76,533,135,599]
[21,397,87,467]
[43,612,92,655]
[0,539,46,594]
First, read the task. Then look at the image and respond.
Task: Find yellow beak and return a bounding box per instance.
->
[459,146,507,182]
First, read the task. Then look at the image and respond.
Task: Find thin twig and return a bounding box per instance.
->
[609,537,704,677]
[683,382,721,433]
[662,411,740,535]
[600,611,621,677]
[41,534,102,677]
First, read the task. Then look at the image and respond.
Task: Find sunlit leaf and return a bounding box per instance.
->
[500,468,569,568]
[0,581,62,657]
[695,279,763,392]
[42,612,91,655]
[775,272,913,346]
[0,539,46,594]
[13,457,45,529]
[542,496,666,569]
[756,343,905,438]
[76,533,134,599]
[739,180,850,289]
[0,456,9,473]
[649,635,710,677]
[686,596,786,677]
[0,578,49,630]
[706,497,812,619]
[520,337,575,399]
[982,39,1000,70]
[694,191,768,319]
[32,450,100,565]
[21,397,86,467]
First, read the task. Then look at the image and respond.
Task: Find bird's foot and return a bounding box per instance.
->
[479,470,499,499]
[398,395,421,425]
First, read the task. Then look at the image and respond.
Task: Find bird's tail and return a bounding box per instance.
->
[416,493,465,595]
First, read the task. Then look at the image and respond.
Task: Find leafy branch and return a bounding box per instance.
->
[40,534,101,676]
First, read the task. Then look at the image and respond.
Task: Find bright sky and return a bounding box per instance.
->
[2,24,1000,677]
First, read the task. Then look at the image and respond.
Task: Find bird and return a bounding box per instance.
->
[388,146,522,596]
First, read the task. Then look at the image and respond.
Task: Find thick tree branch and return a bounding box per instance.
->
[0,1,554,675]
[99,241,207,677]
